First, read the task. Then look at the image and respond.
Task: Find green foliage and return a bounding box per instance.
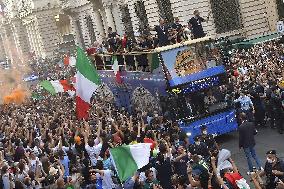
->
[134,0,149,34]
[120,5,135,39]
[156,0,174,24]
[211,0,242,33]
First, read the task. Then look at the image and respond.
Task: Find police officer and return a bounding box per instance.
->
[189,136,210,160]
[199,125,218,152]
[259,150,284,189]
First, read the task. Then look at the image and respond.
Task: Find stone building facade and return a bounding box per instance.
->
[0,0,283,60]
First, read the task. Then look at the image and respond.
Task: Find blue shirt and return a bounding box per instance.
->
[60,156,70,178]
[103,158,113,170]
[235,96,253,110]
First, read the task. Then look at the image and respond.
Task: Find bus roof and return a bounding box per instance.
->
[154,36,214,53]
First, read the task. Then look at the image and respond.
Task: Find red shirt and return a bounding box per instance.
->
[86,48,97,55]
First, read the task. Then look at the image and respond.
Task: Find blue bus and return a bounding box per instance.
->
[92,36,238,142]
[157,36,238,142]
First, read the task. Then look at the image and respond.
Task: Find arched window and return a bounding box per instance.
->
[120,4,134,38]
[211,0,242,33]
[134,0,149,35]
[156,0,174,24]
[85,16,96,44]
[276,0,284,19]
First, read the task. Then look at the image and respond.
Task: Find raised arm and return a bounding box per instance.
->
[211,156,230,189]
[187,166,200,187]
[229,158,239,173]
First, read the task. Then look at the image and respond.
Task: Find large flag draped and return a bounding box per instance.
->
[110,143,151,182]
[75,47,101,120]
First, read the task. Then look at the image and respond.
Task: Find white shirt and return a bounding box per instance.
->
[101,170,115,189]
[85,143,102,166]
[30,157,41,172]
[52,145,70,153]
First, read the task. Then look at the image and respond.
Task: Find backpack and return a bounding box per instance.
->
[224,172,250,189]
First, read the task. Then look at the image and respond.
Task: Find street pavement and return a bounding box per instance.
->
[217,126,284,185]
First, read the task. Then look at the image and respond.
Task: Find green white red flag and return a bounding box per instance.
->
[40,80,74,95]
[112,56,122,83]
[110,143,151,181]
[75,47,101,119]
[64,55,76,67]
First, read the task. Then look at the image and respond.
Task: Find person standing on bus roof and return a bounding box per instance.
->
[149,18,170,47]
[172,17,183,43]
[188,10,211,39]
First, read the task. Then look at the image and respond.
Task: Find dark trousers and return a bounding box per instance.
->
[277,111,284,132]
[255,109,265,127]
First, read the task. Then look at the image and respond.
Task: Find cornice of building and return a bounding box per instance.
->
[59,1,93,16]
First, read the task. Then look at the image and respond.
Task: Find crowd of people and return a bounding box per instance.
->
[0,24,284,189]
[86,10,211,56]
[228,41,284,133]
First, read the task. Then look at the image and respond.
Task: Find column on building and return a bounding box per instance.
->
[78,12,92,48]
[239,0,270,38]
[30,22,40,57]
[264,0,279,32]
[112,2,125,35]
[92,10,105,41]
[1,26,14,62]
[68,15,81,46]
[24,18,43,58]
[103,2,116,30]
[25,23,34,55]
[11,19,30,55]
[123,0,145,34]
[0,33,7,61]
[1,27,10,60]
[99,9,109,36]
[10,25,21,57]
[34,20,45,58]
[36,10,62,58]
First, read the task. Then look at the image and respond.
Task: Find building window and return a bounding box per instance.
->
[276,0,284,19]
[156,0,174,24]
[120,4,134,38]
[211,0,242,33]
[134,0,150,35]
[86,16,96,44]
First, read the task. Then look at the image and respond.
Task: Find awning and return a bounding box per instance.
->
[233,32,281,49]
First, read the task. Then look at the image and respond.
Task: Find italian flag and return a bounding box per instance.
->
[112,56,122,84]
[64,55,76,67]
[76,47,101,120]
[110,143,151,181]
[40,80,75,95]
[147,53,160,72]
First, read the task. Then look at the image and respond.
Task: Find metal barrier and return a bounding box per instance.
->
[89,51,158,72]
